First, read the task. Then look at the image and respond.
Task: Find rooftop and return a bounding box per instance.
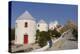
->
[17,10,35,20]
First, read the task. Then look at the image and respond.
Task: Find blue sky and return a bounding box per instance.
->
[10,1,78,28]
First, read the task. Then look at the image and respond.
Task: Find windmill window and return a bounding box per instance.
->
[15,23,17,28]
[25,22,28,27]
[38,24,39,27]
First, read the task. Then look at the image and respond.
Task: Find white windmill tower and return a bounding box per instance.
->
[15,10,36,45]
[37,19,48,32]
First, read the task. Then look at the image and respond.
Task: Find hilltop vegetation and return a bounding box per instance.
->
[36,29,61,47]
[59,20,78,41]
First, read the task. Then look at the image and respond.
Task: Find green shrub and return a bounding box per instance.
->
[48,29,61,38]
[72,28,78,41]
[36,30,51,47]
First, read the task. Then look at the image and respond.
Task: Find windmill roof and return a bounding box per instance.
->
[38,20,47,24]
[17,10,35,20]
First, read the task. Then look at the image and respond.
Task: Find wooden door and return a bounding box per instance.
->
[24,35,28,44]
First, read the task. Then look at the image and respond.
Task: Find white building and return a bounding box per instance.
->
[49,20,58,30]
[15,11,36,45]
[37,20,48,32]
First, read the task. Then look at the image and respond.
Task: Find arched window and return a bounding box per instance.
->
[38,24,39,27]
[25,22,28,27]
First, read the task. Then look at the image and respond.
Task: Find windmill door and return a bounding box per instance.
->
[24,35,28,44]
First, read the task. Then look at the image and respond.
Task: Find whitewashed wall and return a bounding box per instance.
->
[15,20,36,44]
[37,23,48,32]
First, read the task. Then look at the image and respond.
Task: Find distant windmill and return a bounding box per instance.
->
[37,19,48,32]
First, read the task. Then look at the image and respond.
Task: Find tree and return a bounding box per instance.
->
[36,29,61,47]
[48,29,61,38]
[36,30,51,47]
[72,28,78,41]
[66,20,78,41]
